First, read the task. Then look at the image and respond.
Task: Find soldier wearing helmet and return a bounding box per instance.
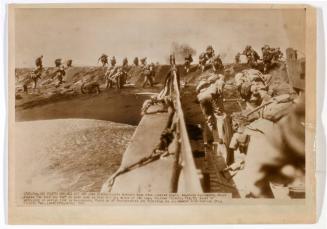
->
[205,45,215,59]
[32,55,44,90]
[104,56,118,88]
[98,54,109,67]
[184,54,193,74]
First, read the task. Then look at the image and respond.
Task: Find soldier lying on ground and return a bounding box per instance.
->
[81,81,100,94]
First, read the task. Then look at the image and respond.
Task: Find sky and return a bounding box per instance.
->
[14,7,305,67]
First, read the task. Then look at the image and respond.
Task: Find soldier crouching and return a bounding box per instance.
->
[197,75,225,135]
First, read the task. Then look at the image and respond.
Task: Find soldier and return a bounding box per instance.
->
[31,67,43,89]
[184,54,193,74]
[52,65,66,87]
[98,54,109,67]
[273,47,283,62]
[222,124,250,177]
[111,67,125,89]
[35,55,43,69]
[140,57,154,88]
[122,57,128,67]
[242,45,260,68]
[66,59,73,68]
[104,56,118,88]
[236,69,270,109]
[205,45,215,59]
[197,75,225,132]
[244,95,305,198]
[81,81,100,94]
[262,45,273,73]
[235,52,241,64]
[54,58,62,67]
[198,52,207,72]
[133,57,139,66]
[32,55,44,90]
[212,55,224,73]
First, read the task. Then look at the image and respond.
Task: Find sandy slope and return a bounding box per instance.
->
[14,119,135,194]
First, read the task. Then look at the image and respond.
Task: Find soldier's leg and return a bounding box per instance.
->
[142,76,148,88]
[33,79,37,89]
[148,75,154,87]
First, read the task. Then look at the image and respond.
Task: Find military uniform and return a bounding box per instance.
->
[35,55,43,68]
[243,46,260,68]
[184,54,193,73]
[53,66,65,87]
[140,58,154,88]
[197,77,225,131]
[212,55,224,73]
[54,58,62,68]
[222,127,250,175]
[98,54,108,67]
[105,65,118,88]
[133,57,139,66]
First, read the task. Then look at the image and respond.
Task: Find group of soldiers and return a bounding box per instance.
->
[182,44,284,76]
[198,46,224,73]
[98,54,156,89]
[23,55,70,93]
[183,45,224,75]
[241,45,284,73]
[24,53,157,93]
[194,45,303,197]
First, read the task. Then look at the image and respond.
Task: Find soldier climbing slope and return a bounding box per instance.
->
[104,56,118,88]
[98,54,109,67]
[198,45,218,72]
[30,55,45,90]
[35,55,43,69]
[52,65,66,87]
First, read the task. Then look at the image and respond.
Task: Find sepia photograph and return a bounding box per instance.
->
[8,3,317,224]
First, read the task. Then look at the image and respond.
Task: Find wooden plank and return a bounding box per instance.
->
[110,105,174,193]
